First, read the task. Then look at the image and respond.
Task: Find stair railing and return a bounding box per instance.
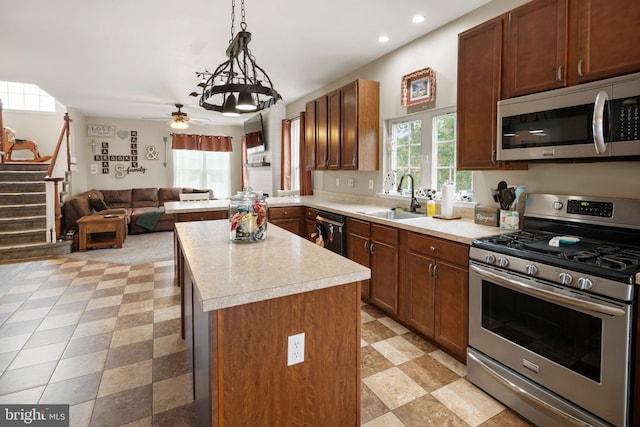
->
[44,113,71,242]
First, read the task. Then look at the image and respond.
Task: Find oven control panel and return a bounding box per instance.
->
[567,199,613,218]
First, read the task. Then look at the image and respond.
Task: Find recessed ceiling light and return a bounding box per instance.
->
[412,15,425,24]
[378,35,389,43]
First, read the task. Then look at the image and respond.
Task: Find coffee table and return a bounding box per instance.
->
[77,214,126,251]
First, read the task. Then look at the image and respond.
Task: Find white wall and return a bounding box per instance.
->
[285,0,640,205]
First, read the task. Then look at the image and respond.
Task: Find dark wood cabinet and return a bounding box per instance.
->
[304,207,318,242]
[457,16,524,171]
[304,80,379,171]
[304,100,316,171]
[269,206,304,236]
[505,0,568,97]
[404,232,469,362]
[175,210,228,222]
[327,89,341,169]
[347,218,371,300]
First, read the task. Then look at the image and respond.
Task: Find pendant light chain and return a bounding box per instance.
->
[230,0,235,43]
[240,0,247,31]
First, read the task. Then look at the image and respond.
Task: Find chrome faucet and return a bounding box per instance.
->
[397,173,421,212]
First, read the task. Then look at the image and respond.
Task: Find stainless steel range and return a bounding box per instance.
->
[467,194,640,427]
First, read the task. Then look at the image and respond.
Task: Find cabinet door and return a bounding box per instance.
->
[405,251,436,337]
[433,261,469,362]
[270,218,302,236]
[327,89,341,169]
[315,96,328,169]
[370,224,399,316]
[572,0,640,84]
[304,101,316,170]
[304,208,318,242]
[347,218,371,300]
[506,0,568,97]
[457,16,505,170]
[341,82,358,170]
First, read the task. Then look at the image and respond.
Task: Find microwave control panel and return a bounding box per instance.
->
[611,97,639,141]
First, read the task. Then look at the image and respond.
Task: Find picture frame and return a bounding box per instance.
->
[88,125,115,137]
[401,67,435,107]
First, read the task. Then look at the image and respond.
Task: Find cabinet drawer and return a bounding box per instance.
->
[305,208,318,219]
[176,211,228,222]
[269,206,304,220]
[371,223,399,246]
[347,218,370,237]
[406,232,469,266]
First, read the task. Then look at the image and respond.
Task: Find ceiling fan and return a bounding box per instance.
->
[144,104,210,129]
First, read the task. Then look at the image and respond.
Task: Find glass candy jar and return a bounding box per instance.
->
[229,188,268,243]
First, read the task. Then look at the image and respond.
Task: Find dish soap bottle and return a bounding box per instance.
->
[425,189,436,216]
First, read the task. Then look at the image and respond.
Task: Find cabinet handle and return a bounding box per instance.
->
[429,245,437,252]
[428,263,434,277]
[284,211,288,216]
[363,241,369,253]
[577,59,584,77]
[369,243,375,255]
[491,149,497,164]
[433,264,438,279]
[556,65,564,82]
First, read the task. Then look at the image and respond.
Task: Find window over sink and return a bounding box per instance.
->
[385,107,472,200]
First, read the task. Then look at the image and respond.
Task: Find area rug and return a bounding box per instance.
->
[64,230,175,265]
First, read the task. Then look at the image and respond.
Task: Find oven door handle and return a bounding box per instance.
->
[471,265,626,317]
[467,351,593,427]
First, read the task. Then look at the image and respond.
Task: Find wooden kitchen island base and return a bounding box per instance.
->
[186,276,361,426]
[176,221,370,427]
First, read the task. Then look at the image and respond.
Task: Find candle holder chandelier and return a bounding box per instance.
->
[190,0,282,117]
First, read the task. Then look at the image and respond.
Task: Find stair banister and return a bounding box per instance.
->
[44,113,72,242]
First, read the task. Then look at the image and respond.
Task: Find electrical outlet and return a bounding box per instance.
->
[335,178,340,187]
[287,332,305,366]
[369,179,374,190]
[347,178,354,188]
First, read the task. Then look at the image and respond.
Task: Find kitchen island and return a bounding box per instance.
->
[176,220,371,426]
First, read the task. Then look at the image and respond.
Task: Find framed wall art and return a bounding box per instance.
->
[401,67,435,107]
[87,124,115,137]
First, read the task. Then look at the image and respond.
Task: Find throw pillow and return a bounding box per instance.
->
[88,196,109,212]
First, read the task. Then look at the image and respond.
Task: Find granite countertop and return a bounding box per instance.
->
[176,220,371,312]
[166,195,505,245]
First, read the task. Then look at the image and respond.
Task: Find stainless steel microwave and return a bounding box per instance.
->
[497,72,640,162]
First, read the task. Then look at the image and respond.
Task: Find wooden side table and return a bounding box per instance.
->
[77,214,126,251]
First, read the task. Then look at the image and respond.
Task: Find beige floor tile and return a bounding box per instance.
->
[5,284,40,295]
[361,310,375,323]
[430,349,467,377]
[0,302,22,314]
[371,335,424,366]
[37,311,83,331]
[118,300,154,317]
[432,378,505,427]
[153,305,180,323]
[56,291,94,305]
[121,416,152,427]
[26,270,56,279]
[59,260,87,269]
[72,317,117,339]
[98,359,152,398]
[86,294,124,311]
[6,306,52,324]
[80,263,109,272]
[0,386,45,404]
[363,367,427,410]
[96,277,127,290]
[129,268,154,278]
[154,260,174,268]
[154,271,174,281]
[111,324,153,348]
[69,399,95,427]
[28,287,66,301]
[153,287,179,299]
[377,317,410,335]
[105,266,131,275]
[152,373,193,414]
[0,333,31,353]
[8,342,66,370]
[153,333,185,358]
[124,283,155,294]
[50,350,108,383]
[48,271,80,281]
[70,275,102,286]
[362,411,406,427]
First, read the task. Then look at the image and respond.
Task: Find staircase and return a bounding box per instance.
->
[0,163,72,263]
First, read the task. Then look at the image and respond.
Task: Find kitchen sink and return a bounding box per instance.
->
[360,209,425,221]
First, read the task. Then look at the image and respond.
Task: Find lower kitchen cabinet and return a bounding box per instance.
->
[404,232,469,362]
[347,218,371,300]
[269,206,304,236]
[304,207,318,242]
[175,210,228,222]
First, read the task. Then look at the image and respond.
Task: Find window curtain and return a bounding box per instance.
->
[281,120,292,190]
[171,133,232,152]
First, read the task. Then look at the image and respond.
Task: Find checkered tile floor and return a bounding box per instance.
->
[0,249,532,426]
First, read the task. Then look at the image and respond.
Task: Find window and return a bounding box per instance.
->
[290,117,301,191]
[0,81,56,112]
[173,150,231,199]
[386,107,472,199]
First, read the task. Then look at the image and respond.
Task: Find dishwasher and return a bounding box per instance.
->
[313,210,346,256]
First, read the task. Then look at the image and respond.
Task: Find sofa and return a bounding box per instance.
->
[63,187,214,234]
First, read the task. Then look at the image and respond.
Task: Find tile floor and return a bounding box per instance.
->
[0,250,532,426]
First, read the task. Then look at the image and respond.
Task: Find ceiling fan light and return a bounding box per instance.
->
[221,93,240,117]
[170,120,189,130]
[236,91,257,111]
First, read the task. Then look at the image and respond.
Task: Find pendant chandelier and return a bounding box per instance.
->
[190,0,282,117]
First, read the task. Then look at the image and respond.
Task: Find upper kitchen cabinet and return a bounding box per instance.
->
[304,100,316,170]
[571,0,640,85]
[504,0,640,97]
[457,16,524,170]
[505,0,568,97]
[304,79,380,171]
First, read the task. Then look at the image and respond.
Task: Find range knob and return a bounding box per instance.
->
[525,264,538,275]
[485,254,496,264]
[559,272,573,285]
[497,257,509,268]
[578,277,593,290]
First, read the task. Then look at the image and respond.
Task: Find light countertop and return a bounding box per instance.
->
[167,195,505,245]
[176,220,371,312]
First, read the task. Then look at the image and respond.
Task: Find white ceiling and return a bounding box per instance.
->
[1,0,490,126]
